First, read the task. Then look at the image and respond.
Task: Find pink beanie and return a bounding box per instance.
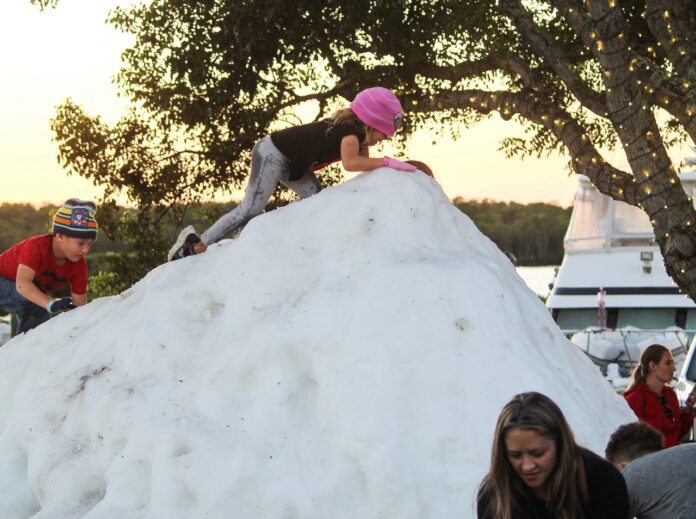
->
[350,87,403,137]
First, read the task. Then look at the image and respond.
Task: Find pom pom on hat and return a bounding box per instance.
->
[53,198,98,240]
[350,87,404,137]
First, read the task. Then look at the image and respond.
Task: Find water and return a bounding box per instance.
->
[516,266,558,298]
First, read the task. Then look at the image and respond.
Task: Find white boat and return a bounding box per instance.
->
[548,171,696,331]
[547,152,696,381]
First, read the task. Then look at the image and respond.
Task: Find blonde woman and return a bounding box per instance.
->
[477,392,629,519]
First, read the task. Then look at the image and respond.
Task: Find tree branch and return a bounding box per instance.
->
[412,88,637,204]
[497,0,606,116]
[645,0,696,82]
[405,54,541,89]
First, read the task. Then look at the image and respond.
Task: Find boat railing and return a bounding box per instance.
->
[564,234,655,251]
[560,328,695,374]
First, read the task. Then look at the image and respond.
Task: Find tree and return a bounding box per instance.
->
[40,0,696,297]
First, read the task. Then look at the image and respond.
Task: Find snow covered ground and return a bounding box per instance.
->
[0,169,635,518]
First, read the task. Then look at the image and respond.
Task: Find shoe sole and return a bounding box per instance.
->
[167,225,197,262]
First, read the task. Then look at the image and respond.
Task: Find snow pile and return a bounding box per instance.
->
[0,169,635,518]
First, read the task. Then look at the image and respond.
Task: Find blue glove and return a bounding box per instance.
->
[47,297,76,314]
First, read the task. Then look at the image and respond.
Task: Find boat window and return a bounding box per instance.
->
[564,181,611,251]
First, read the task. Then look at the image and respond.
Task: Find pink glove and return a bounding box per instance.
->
[383,156,417,172]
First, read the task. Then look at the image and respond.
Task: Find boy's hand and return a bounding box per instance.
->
[47,297,76,314]
[383,156,417,172]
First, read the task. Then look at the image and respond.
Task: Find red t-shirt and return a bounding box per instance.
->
[0,234,87,295]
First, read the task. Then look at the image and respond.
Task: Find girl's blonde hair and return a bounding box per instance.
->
[478,392,580,519]
[328,107,369,145]
[626,344,669,391]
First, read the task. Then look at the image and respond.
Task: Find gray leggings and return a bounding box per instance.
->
[201,136,322,245]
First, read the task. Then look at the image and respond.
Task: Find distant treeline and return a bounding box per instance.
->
[0,199,571,271]
[453,198,572,266]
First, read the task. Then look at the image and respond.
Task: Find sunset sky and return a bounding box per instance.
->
[1,0,691,208]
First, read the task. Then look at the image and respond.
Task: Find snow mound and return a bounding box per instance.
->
[0,169,634,518]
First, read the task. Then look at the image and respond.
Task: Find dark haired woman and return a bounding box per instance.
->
[624,344,696,448]
[477,392,629,519]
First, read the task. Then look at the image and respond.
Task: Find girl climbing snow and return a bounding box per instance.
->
[168,87,416,261]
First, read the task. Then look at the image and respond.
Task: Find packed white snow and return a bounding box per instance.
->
[0,169,635,518]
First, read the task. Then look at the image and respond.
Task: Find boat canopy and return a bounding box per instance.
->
[565,172,696,252]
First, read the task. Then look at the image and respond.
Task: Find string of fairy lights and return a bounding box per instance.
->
[558,0,696,241]
[463,0,695,244]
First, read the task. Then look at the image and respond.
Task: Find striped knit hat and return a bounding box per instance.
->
[350,87,404,137]
[52,198,98,240]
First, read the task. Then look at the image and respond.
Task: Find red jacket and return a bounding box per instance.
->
[624,382,694,448]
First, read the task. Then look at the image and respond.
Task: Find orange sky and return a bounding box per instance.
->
[0,0,688,209]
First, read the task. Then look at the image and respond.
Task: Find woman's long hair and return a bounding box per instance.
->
[626,344,669,392]
[478,392,580,519]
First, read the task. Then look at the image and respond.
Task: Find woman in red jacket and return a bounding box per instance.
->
[624,344,696,448]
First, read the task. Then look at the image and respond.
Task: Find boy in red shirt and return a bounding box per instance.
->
[0,198,98,335]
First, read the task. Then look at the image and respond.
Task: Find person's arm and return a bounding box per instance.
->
[71,292,87,307]
[678,387,695,438]
[340,135,386,172]
[15,264,51,309]
[623,391,646,420]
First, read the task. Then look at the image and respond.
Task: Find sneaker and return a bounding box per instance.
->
[167,225,202,262]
